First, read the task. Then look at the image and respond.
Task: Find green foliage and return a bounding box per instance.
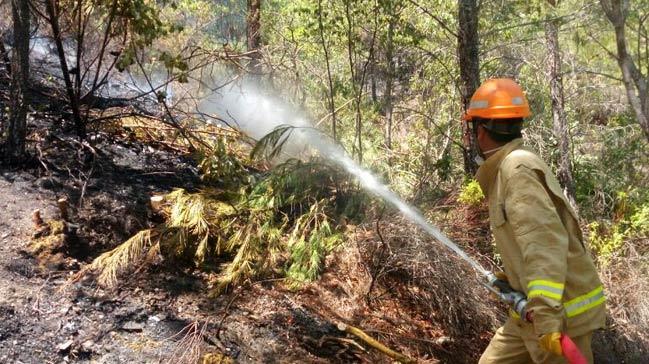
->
[589,201,649,264]
[198,137,250,188]
[573,123,648,219]
[588,221,625,264]
[457,179,484,206]
[285,201,342,287]
[630,204,649,233]
[158,52,190,82]
[111,0,179,70]
[84,132,359,294]
[250,125,295,162]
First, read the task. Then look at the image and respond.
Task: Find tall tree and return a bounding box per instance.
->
[317,0,337,141]
[457,0,480,175]
[544,0,578,210]
[383,5,397,151]
[343,0,378,164]
[4,0,30,162]
[600,0,649,141]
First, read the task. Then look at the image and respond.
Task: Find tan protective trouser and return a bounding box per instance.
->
[479,318,593,364]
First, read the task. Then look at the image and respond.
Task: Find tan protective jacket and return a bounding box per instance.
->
[476,139,606,337]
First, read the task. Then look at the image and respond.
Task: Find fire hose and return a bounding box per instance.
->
[484,273,588,364]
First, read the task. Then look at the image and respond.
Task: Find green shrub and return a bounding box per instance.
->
[457,179,484,206]
[573,124,648,220]
[589,201,649,264]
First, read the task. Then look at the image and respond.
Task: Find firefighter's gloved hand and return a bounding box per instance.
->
[539,332,563,356]
[494,271,508,281]
[489,271,509,300]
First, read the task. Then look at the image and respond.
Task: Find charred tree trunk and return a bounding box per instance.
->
[45,0,85,138]
[247,0,262,76]
[544,13,578,211]
[0,35,11,75]
[600,0,649,141]
[458,0,480,175]
[4,0,30,162]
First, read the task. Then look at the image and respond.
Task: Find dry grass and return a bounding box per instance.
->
[354,213,501,362]
[163,321,210,364]
[364,215,500,334]
[597,238,649,360]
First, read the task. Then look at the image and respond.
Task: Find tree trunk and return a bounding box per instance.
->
[0,34,11,75]
[457,0,480,175]
[317,0,337,141]
[45,0,85,138]
[544,13,578,211]
[247,0,262,76]
[384,13,395,151]
[600,0,649,141]
[370,57,377,104]
[344,1,362,162]
[4,0,30,162]
[343,1,377,164]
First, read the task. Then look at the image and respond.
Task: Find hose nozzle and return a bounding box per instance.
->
[484,272,530,321]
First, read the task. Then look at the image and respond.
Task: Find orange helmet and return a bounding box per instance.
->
[464,78,531,121]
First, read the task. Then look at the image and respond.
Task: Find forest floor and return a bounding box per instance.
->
[0,112,477,363]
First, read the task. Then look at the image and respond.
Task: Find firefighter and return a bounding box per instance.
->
[463,79,606,364]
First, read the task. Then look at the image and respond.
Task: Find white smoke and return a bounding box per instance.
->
[196,80,319,158]
[198,81,307,139]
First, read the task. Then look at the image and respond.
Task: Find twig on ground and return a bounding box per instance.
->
[364,328,453,355]
[216,287,243,339]
[31,274,53,318]
[335,321,416,363]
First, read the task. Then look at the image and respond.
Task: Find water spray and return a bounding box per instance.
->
[200,85,492,277]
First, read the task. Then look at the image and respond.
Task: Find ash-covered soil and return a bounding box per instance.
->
[0,130,205,363]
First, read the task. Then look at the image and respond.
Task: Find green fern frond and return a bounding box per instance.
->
[250,125,295,162]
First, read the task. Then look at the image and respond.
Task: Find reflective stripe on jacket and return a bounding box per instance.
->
[476,139,606,337]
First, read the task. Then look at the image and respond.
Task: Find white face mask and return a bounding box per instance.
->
[474,155,485,166]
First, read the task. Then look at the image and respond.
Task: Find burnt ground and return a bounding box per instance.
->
[0,142,322,363]
[0,177,445,364]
